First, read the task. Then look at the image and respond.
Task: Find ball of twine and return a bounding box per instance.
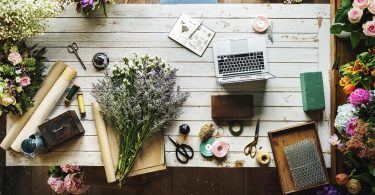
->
[255,150,271,166]
[199,122,214,141]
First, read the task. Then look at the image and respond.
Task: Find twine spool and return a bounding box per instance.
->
[199,122,215,141]
[77,92,86,116]
[64,84,80,103]
[253,16,270,33]
[255,150,271,166]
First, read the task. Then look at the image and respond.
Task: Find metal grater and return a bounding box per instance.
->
[284,139,327,189]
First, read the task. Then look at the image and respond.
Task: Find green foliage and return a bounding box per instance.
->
[330,24,343,35]
[351,31,362,49]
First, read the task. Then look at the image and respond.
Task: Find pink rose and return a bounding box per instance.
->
[64,173,89,194]
[1,95,16,106]
[369,0,375,14]
[60,165,82,173]
[7,52,22,65]
[353,0,369,9]
[19,76,31,87]
[348,7,363,24]
[47,177,65,194]
[363,20,375,37]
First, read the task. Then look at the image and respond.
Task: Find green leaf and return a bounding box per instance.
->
[103,4,107,17]
[335,8,349,23]
[353,172,371,182]
[372,187,375,193]
[351,31,362,49]
[342,0,351,7]
[343,23,358,32]
[331,24,343,34]
[365,37,375,47]
[332,54,340,70]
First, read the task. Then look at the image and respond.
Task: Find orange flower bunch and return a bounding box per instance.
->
[339,51,375,93]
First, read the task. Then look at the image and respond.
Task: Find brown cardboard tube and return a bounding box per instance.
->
[0,61,68,150]
[92,101,117,183]
[10,66,77,152]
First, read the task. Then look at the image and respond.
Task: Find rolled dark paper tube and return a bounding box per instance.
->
[65,84,80,103]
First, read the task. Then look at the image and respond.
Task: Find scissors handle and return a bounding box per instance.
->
[176,144,194,164]
[67,43,86,70]
[244,142,257,158]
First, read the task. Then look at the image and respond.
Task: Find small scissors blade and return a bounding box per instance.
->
[168,136,179,147]
[254,118,260,141]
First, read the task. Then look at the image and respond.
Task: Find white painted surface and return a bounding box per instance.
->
[6,4,331,167]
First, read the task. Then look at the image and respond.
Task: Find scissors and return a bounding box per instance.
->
[168,136,194,164]
[67,42,87,70]
[244,118,260,158]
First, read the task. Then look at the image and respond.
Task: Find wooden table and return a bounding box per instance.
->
[6,4,331,168]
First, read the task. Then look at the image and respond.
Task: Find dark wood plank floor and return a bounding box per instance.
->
[1,1,331,195]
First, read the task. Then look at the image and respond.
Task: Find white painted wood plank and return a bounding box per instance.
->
[57,91,304,107]
[35,33,319,43]
[47,105,327,121]
[165,152,331,168]
[58,4,330,19]
[45,62,319,78]
[46,18,321,33]
[63,77,302,92]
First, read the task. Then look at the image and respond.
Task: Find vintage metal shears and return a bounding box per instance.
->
[168,136,194,164]
[244,118,260,158]
[67,42,86,70]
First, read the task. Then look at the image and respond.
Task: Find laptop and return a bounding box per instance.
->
[213,37,275,84]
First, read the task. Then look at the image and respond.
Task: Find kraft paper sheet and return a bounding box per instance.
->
[92,101,116,183]
[11,65,77,152]
[0,61,68,150]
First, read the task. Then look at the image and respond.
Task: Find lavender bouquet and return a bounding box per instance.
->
[92,54,189,184]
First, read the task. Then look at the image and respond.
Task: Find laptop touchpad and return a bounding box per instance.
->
[230,39,249,53]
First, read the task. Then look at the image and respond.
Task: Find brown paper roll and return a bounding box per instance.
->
[10,66,77,152]
[92,101,117,183]
[0,61,68,150]
[106,125,119,171]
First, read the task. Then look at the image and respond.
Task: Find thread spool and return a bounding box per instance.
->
[64,84,80,103]
[77,92,85,116]
[255,151,271,166]
[211,140,230,158]
[253,16,270,33]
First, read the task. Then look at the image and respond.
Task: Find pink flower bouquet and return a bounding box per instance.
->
[331,0,375,48]
[47,165,89,194]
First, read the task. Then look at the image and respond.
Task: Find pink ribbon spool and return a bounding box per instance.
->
[253,16,270,33]
[211,140,230,158]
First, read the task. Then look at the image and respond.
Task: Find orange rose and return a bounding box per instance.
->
[339,77,351,86]
[344,84,355,94]
[354,60,364,70]
[362,66,370,75]
[369,47,375,55]
[345,66,354,73]
[336,173,349,185]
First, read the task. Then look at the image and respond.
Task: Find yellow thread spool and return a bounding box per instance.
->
[77,92,86,116]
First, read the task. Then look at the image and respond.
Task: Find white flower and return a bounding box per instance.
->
[334,103,358,133]
[15,70,21,74]
[15,77,20,83]
[329,134,341,146]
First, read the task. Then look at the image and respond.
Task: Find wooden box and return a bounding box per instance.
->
[211,95,254,120]
[268,122,329,194]
[38,110,85,149]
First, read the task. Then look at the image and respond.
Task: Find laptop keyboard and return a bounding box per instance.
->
[217,51,265,75]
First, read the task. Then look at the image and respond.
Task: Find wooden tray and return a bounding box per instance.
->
[268,122,329,194]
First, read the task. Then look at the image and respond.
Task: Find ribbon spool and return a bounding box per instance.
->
[77,92,86,116]
[255,150,271,166]
[64,84,80,103]
[229,121,243,136]
[211,140,230,158]
[200,137,215,157]
[92,53,109,70]
[253,16,270,33]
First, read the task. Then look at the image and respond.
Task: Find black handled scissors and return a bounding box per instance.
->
[168,136,194,164]
[244,118,260,158]
[67,42,86,70]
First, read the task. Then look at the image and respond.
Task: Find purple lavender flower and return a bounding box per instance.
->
[316,185,340,195]
[80,0,94,8]
[348,88,371,106]
[346,117,357,136]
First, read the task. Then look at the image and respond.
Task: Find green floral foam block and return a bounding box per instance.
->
[300,71,325,111]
